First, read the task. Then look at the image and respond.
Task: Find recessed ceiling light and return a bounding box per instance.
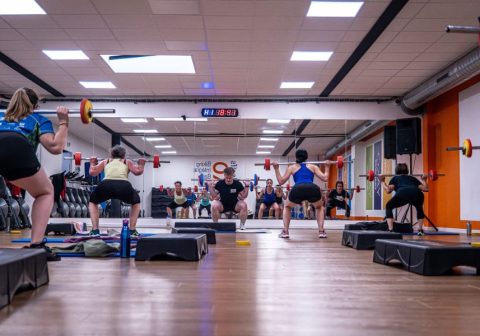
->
[204,144,220,148]
[162,151,177,154]
[291,51,333,61]
[263,130,284,134]
[101,55,195,74]
[258,145,275,148]
[154,117,208,122]
[256,151,271,154]
[121,118,147,123]
[42,50,89,60]
[267,119,290,124]
[0,0,46,15]
[143,137,166,141]
[260,138,279,141]
[133,129,158,133]
[307,1,364,17]
[79,81,116,89]
[280,82,314,89]
[154,145,172,149]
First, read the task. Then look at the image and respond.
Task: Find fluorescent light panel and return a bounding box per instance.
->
[256,151,271,154]
[260,138,279,141]
[42,50,89,60]
[79,81,115,89]
[307,1,363,17]
[133,129,158,133]
[291,51,333,61]
[267,119,290,124]
[162,151,177,154]
[101,55,195,74]
[154,117,208,122]
[280,82,314,89]
[0,0,46,15]
[143,137,166,141]
[121,118,147,123]
[154,145,172,149]
[258,145,275,148]
[263,130,284,134]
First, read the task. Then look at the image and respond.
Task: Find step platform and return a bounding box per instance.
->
[171,227,216,244]
[342,230,403,250]
[345,221,413,234]
[0,248,49,309]
[135,233,208,261]
[174,221,236,232]
[373,239,480,276]
[45,222,76,235]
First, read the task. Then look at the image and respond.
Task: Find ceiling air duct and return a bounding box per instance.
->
[400,47,480,115]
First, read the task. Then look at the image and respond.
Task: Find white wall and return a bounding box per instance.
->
[459,81,480,220]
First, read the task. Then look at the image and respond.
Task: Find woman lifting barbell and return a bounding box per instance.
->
[382,163,429,235]
[88,145,145,237]
[326,181,354,219]
[273,148,330,239]
[0,87,69,261]
[255,178,281,219]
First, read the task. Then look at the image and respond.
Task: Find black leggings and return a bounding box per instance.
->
[326,199,350,217]
[385,188,424,219]
[199,204,211,216]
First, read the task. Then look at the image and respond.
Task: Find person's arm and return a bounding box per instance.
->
[380,175,395,194]
[238,183,248,200]
[127,159,145,176]
[89,159,107,177]
[312,164,329,182]
[209,183,219,199]
[347,191,353,201]
[418,175,429,192]
[256,188,264,200]
[39,106,69,154]
[273,162,292,185]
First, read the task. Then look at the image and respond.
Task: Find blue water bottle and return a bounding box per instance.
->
[120,219,131,258]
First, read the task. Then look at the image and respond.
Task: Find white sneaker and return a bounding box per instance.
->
[239,223,246,230]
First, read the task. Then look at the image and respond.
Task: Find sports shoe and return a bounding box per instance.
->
[417,230,425,236]
[89,229,100,236]
[278,230,290,239]
[239,222,246,230]
[130,229,140,237]
[24,242,61,262]
[318,231,327,239]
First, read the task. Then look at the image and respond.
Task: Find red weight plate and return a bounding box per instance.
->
[367,170,375,182]
[264,158,271,171]
[429,169,438,181]
[74,152,82,166]
[337,155,344,169]
[153,154,160,168]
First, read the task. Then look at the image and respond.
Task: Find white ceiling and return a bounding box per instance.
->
[62,117,364,156]
[0,0,479,97]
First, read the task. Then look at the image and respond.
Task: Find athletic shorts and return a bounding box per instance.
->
[168,201,189,209]
[220,200,238,213]
[288,183,322,204]
[89,179,140,205]
[0,132,41,181]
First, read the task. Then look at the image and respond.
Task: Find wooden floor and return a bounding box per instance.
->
[1,229,479,336]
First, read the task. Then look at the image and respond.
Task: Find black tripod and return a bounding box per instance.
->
[398,154,439,231]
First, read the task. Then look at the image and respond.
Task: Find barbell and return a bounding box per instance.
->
[446,138,480,158]
[159,185,199,193]
[359,169,445,182]
[191,173,266,188]
[327,185,365,193]
[255,155,349,171]
[66,152,170,168]
[0,98,115,124]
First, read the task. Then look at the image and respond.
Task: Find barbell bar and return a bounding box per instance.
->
[65,152,170,168]
[446,138,480,158]
[191,173,266,188]
[0,98,115,125]
[327,185,365,193]
[159,185,199,193]
[255,155,349,171]
[359,169,445,182]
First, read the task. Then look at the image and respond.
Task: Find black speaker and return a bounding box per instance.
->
[396,117,422,155]
[383,126,397,159]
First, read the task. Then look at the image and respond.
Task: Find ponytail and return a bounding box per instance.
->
[4,88,37,122]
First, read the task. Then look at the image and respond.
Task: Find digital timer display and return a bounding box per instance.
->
[201,108,239,117]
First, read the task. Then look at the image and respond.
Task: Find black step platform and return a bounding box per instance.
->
[174,221,236,232]
[342,230,403,250]
[171,227,216,244]
[45,222,76,235]
[345,221,413,234]
[0,248,49,309]
[373,239,480,276]
[135,233,208,261]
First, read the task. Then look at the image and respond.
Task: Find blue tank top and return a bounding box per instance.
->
[0,112,54,151]
[263,188,275,204]
[293,163,314,184]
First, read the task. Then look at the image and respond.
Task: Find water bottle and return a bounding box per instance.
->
[120,219,131,258]
[466,221,472,236]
